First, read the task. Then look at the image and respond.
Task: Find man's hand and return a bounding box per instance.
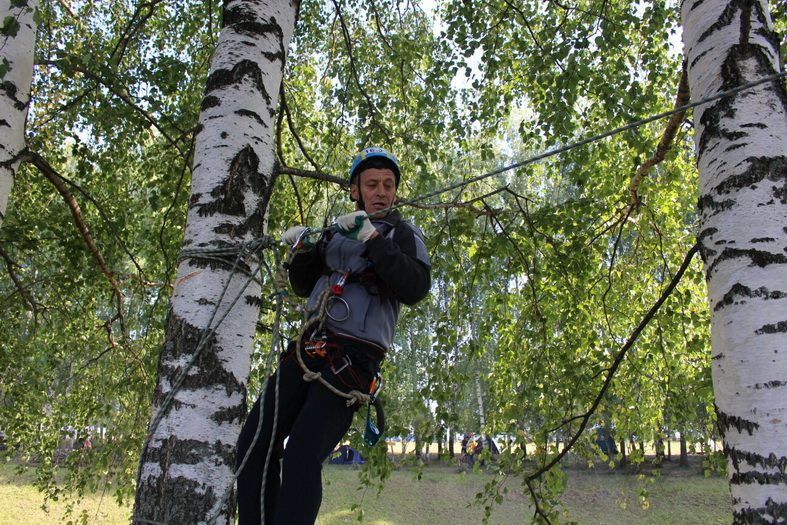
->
[282,225,310,247]
[335,211,377,242]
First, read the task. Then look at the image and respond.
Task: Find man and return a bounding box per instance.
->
[236,147,431,525]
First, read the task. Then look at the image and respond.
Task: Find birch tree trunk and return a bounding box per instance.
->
[0,0,37,228]
[681,1,787,522]
[133,1,298,523]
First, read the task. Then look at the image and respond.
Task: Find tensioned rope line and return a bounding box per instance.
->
[388,71,787,213]
[134,236,275,524]
[290,71,786,241]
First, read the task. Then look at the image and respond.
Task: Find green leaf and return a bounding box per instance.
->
[0,58,10,80]
[1,15,21,37]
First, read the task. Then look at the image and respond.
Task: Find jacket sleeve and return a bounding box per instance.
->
[287,242,325,297]
[364,223,431,305]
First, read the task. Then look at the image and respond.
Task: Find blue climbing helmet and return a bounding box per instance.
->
[348,147,401,187]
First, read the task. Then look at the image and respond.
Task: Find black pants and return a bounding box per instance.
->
[236,339,378,525]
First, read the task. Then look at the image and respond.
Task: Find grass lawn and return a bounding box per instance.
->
[0,463,130,525]
[0,459,730,524]
[317,460,731,525]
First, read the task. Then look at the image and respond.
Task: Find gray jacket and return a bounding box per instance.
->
[289,211,431,350]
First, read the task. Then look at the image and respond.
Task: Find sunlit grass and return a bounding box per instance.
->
[0,459,730,524]
[0,464,130,525]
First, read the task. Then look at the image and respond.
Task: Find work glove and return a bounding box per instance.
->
[281,225,310,247]
[335,211,377,242]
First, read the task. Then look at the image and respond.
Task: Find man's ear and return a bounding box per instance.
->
[350,183,359,202]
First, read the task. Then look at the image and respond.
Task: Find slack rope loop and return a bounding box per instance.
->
[204,253,287,525]
[135,236,278,525]
[293,297,373,407]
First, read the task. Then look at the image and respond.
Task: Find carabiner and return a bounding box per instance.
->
[292,227,313,251]
[369,373,383,402]
[330,271,350,296]
[327,296,350,322]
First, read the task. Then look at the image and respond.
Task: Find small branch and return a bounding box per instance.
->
[525,477,552,525]
[28,152,126,341]
[629,64,690,210]
[0,245,39,319]
[405,186,508,215]
[109,0,166,66]
[548,0,615,23]
[288,174,306,225]
[525,243,699,483]
[32,89,92,131]
[508,189,575,289]
[52,171,147,280]
[273,105,307,223]
[79,347,114,372]
[158,135,194,283]
[600,205,634,331]
[276,165,347,187]
[367,0,427,84]
[406,201,488,215]
[485,203,546,325]
[331,0,392,142]
[40,58,187,158]
[55,0,77,18]
[505,0,565,73]
[275,102,286,165]
[281,85,322,172]
[586,204,628,247]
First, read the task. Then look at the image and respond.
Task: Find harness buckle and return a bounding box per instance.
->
[330,354,352,375]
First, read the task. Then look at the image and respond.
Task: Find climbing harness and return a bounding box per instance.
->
[293,292,380,409]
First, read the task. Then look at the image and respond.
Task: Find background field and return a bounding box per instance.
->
[0,458,730,524]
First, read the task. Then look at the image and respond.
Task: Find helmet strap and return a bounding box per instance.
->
[350,174,365,210]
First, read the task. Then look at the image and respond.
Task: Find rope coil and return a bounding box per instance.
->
[288,256,374,407]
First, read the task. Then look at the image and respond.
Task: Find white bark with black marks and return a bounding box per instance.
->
[0,0,37,228]
[682,0,787,522]
[133,1,299,523]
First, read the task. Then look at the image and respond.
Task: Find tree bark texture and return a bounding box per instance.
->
[680,435,689,467]
[133,1,298,523]
[0,0,37,228]
[619,440,627,466]
[682,1,787,522]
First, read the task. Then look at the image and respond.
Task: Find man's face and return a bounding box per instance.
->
[351,168,397,216]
